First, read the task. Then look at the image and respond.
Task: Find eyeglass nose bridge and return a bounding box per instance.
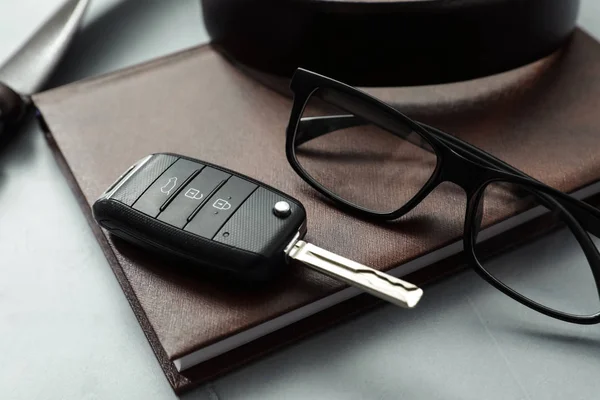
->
[436,147,490,196]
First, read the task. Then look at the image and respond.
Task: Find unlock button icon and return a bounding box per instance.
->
[185,188,204,200]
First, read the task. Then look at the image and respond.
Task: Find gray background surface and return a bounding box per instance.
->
[1,1,600,399]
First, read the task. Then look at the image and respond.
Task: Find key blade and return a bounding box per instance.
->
[287,240,423,308]
[0,0,90,95]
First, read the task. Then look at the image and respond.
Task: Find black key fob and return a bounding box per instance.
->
[92,153,306,281]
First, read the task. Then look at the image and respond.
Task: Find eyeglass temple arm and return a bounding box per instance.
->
[298,115,600,237]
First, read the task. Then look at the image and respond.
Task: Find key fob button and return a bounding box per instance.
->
[157,167,231,228]
[273,201,291,218]
[108,154,179,206]
[132,158,201,217]
[215,187,305,255]
[184,176,257,239]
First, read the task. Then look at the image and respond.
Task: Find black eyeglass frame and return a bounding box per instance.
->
[285,68,600,325]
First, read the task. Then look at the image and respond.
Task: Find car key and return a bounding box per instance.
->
[92,153,423,308]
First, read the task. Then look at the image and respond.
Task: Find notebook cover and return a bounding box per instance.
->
[31,28,600,393]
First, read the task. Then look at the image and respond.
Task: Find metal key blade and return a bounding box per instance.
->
[286,239,423,308]
[0,0,90,95]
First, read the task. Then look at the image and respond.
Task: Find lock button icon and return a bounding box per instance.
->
[213,199,232,210]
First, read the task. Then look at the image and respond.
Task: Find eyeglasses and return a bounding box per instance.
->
[285,68,600,324]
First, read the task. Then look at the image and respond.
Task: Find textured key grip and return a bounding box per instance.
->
[92,153,307,282]
[215,187,305,255]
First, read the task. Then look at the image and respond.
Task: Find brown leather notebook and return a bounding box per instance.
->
[31,29,600,394]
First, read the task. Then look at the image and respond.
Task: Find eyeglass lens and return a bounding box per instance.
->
[473,181,600,317]
[293,87,438,214]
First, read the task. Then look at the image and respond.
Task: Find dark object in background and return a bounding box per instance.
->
[201,0,580,86]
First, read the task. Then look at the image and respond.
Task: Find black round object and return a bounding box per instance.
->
[201,0,581,86]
